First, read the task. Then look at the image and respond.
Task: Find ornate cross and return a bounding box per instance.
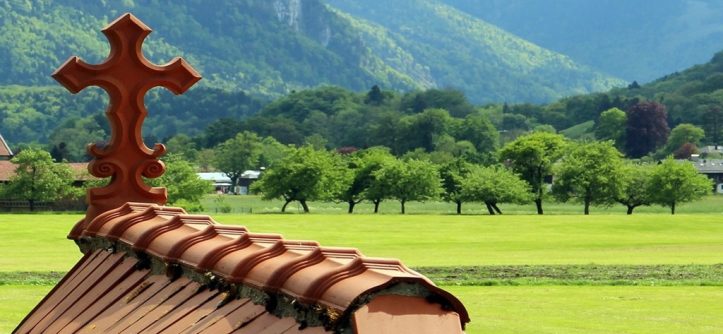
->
[53,13,201,231]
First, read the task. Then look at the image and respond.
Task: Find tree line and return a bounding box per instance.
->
[214,131,712,215]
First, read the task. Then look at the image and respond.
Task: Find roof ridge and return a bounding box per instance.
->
[0,133,13,157]
[70,202,470,329]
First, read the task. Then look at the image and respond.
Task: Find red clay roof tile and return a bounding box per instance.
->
[16,202,469,332]
[71,203,468,324]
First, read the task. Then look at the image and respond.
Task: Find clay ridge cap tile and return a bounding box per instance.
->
[299,257,369,304]
[163,224,222,262]
[192,231,281,271]
[265,247,361,292]
[130,214,186,251]
[82,203,153,238]
[225,239,321,284]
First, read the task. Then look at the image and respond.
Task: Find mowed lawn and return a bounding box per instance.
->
[1,212,722,333]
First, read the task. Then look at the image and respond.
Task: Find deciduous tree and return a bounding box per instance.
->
[147,154,213,210]
[213,131,264,193]
[499,132,567,214]
[663,123,705,156]
[460,165,531,215]
[595,107,626,148]
[361,148,397,213]
[552,141,626,215]
[374,159,441,214]
[648,157,712,214]
[439,158,474,214]
[4,148,75,211]
[252,146,344,213]
[625,101,670,157]
[617,164,654,214]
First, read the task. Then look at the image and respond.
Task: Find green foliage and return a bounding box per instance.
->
[212,131,264,191]
[359,147,397,213]
[2,148,76,210]
[552,141,626,214]
[335,148,395,213]
[560,120,595,140]
[328,0,623,103]
[456,111,499,160]
[617,163,654,214]
[373,158,442,214]
[648,158,712,214]
[594,107,627,148]
[499,132,567,214]
[0,85,264,149]
[439,158,474,213]
[662,123,705,156]
[460,165,531,214]
[252,146,345,213]
[147,155,212,207]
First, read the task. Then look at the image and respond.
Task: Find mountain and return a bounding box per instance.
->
[325,0,624,103]
[441,0,723,83]
[502,50,723,143]
[0,0,622,104]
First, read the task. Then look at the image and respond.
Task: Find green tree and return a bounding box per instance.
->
[460,165,531,215]
[147,155,213,210]
[439,158,474,214]
[336,148,396,213]
[617,164,653,215]
[594,107,627,149]
[252,146,344,213]
[455,111,499,159]
[213,131,264,193]
[648,157,712,214]
[258,136,287,168]
[552,141,626,215]
[374,159,441,214]
[47,116,107,162]
[398,108,455,153]
[499,132,567,214]
[663,123,705,155]
[4,148,75,211]
[165,134,199,162]
[361,148,397,213]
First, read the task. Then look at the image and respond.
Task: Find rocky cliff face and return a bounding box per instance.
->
[273,0,302,32]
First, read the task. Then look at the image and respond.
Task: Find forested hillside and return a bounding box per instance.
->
[0,0,621,104]
[327,0,624,103]
[442,0,723,82]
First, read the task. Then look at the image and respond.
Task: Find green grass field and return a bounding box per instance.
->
[1,207,722,333]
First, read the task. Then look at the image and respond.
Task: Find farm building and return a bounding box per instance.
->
[689,158,723,193]
[198,170,261,194]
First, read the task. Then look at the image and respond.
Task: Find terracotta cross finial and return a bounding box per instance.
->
[53,13,201,234]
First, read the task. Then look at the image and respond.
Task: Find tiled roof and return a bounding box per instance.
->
[18,203,468,333]
[0,161,92,182]
[0,161,14,182]
[690,159,723,173]
[0,133,12,157]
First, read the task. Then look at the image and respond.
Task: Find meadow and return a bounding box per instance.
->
[1,197,722,333]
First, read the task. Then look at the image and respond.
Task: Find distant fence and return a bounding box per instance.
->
[0,199,86,212]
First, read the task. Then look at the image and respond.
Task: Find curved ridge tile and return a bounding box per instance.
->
[264,248,360,292]
[225,240,320,284]
[210,233,284,277]
[131,215,186,252]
